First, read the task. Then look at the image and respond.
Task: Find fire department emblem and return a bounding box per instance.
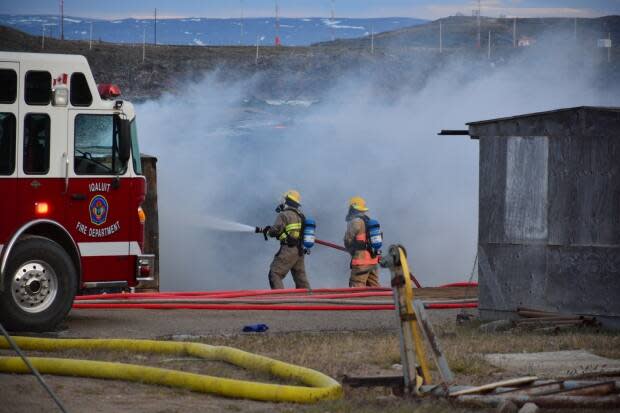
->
[89,195,109,226]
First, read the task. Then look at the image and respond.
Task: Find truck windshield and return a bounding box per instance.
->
[130,118,142,175]
[74,114,127,175]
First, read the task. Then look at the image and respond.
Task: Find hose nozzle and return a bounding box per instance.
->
[255,226,262,233]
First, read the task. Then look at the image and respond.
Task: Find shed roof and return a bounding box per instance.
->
[466,106,620,139]
[467,106,620,126]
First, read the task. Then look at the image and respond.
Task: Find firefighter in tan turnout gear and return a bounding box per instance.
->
[261,190,311,290]
[344,196,381,287]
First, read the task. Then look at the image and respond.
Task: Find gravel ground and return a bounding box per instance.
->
[60,308,400,338]
[47,307,460,339]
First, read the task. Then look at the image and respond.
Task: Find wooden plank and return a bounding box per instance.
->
[449,376,538,397]
[398,248,432,385]
[457,394,620,409]
[413,299,454,384]
[536,381,616,397]
[391,267,418,391]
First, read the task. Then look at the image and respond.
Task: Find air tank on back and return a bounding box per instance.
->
[303,218,316,249]
[367,218,382,253]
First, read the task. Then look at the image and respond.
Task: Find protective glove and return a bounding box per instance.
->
[262,226,271,241]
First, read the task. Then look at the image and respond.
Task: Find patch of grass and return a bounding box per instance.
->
[448,323,620,359]
[299,397,471,413]
[199,331,403,379]
[7,319,619,412]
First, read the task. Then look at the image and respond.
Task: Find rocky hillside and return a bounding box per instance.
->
[1,15,618,102]
[322,15,620,49]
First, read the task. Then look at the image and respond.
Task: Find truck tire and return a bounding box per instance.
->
[0,236,77,332]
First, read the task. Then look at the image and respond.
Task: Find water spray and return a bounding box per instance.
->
[202,216,256,232]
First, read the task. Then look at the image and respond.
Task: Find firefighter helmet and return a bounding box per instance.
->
[283,190,301,205]
[349,196,368,212]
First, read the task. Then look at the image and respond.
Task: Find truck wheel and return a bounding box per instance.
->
[0,236,77,332]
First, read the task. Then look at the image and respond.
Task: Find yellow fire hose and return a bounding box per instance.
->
[0,336,342,404]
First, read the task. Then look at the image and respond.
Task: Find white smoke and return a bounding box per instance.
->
[138,32,619,291]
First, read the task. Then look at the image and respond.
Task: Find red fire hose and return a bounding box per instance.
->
[72,302,477,311]
[73,286,478,311]
[313,239,424,288]
[75,287,392,301]
[314,239,348,252]
[439,282,478,288]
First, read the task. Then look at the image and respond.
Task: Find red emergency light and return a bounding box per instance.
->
[34,202,49,216]
[97,84,122,99]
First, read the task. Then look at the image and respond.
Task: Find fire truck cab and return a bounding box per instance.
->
[0,52,153,331]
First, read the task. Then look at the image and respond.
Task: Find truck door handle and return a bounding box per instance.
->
[71,193,87,201]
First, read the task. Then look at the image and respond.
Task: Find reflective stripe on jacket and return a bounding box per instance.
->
[269,208,303,244]
[279,222,302,241]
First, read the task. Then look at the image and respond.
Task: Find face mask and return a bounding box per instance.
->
[275,204,285,213]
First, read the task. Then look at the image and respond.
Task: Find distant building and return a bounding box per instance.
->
[598,38,612,48]
[464,107,620,329]
[518,36,535,47]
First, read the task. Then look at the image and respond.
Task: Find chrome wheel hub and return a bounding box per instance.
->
[11,261,58,313]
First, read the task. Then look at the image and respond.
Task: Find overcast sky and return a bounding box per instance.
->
[1,0,618,19]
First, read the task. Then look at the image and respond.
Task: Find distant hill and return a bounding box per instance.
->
[0,14,426,46]
[1,14,618,102]
[319,15,620,49]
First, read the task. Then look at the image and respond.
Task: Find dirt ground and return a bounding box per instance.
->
[1,308,619,413]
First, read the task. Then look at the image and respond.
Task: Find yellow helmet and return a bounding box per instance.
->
[283,190,301,205]
[349,196,368,212]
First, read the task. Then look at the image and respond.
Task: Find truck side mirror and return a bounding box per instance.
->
[118,118,131,164]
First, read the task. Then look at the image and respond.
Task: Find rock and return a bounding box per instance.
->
[518,402,539,413]
[496,400,518,413]
[479,319,514,333]
[391,363,402,370]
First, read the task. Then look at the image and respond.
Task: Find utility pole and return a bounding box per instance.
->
[42,24,54,49]
[439,20,443,53]
[142,27,146,62]
[59,0,64,40]
[574,17,577,42]
[240,0,244,45]
[370,25,374,54]
[476,0,481,48]
[89,22,93,50]
[330,0,335,41]
[488,30,491,59]
[255,34,260,64]
[513,17,516,47]
[154,8,157,46]
[274,0,280,46]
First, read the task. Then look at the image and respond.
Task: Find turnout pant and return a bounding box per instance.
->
[268,245,310,289]
[349,265,380,288]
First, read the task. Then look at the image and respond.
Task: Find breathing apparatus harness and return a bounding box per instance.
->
[258,200,315,256]
[350,213,383,258]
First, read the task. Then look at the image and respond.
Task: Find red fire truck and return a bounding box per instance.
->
[0,52,154,331]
